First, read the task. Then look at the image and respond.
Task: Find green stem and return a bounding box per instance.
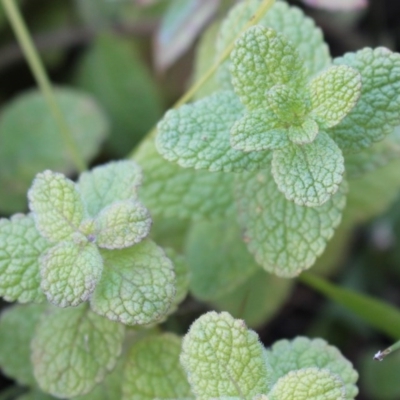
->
[2,0,86,172]
[374,339,400,361]
[129,0,276,158]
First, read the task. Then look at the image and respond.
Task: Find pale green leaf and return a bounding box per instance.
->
[122,333,193,400]
[0,304,45,386]
[78,160,143,217]
[271,133,344,207]
[330,48,400,152]
[267,368,346,400]
[310,65,361,128]
[264,337,358,398]
[287,118,319,145]
[212,269,293,328]
[135,140,235,220]
[94,200,151,249]
[0,214,49,303]
[28,171,86,242]
[0,88,108,214]
[32,304,124,398]
[90,240,175,325]
[40,241,103,307]
[186,218,260,301]
[217,1,330,89]
[180,311,269,398]
[230,108,289,151]
[230,26,307,110]
[156,91,271,172]
[235,169,347,277]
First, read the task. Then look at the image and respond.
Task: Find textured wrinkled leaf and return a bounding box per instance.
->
[310,65,361,128]
[272,133,344,207]
[217,1,330,89]
[135,140,235,220]
[78,160,143,217]
[265,337,358,398]
[0,214,49,303]
[95,200,151,249]
[288,117,319,145]
[28,171,86,242]
[75,34,161,156]
[186,218,260,301]
[235,169,347,277]
[212,269,293,328]
[0,304,45,386]
[230,108,289,151]
[330,48,400,152]
[40,241,103,307]
[268,368,346,400]
[155,0,219,72]
[122,334,193,400]
[32,305,124,398]
[230,26,307,110]
[90,240,175,325]
[0,88,108,214]
[180,311,269,398]
[157,91,271,172]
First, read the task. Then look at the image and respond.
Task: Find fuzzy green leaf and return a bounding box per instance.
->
[217,1,330,89]
[309,65,361,128]
[180,311,269,398]
[271,133,345,206]
[94,200,151,249]
[330,47,400,152]
[156,91,270,172]
[122,334,193,400]
[268,368,346,400]
[78,160,143,217]
[28,171,86,242]
[0,304,45,386]
[0,214,49,303]
[235,169,347,277]
[32,305,124,398]
[135,141,235,220]
[230,108,289,151]
[287,117,319,145]
[40,241,103,307]
[90,240,175,325]
[230,26,307,110]
[265,337,358,398]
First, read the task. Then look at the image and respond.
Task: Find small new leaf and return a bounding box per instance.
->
[180,311,269,398]
[31,305,124,398]
[28,171,86,242]
[40,241,103,307]
[95,200,151,249]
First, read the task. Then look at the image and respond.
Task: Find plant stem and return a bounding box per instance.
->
[374,339,400,361]
[2,0,86,172]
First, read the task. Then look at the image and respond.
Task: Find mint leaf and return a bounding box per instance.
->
[268,368,346,400]
[287,117,319,145]
[32,304,124,398]
[122,333,193,400]
[90,240,175,325]
[265,337,358,398]
[235,169,347,277]
[271,133,344,206]
[28,171,86,242]
[309,65,361,128]
[180,311,269,398]
[78,160,143,217]
[0,304,45,386]
[330,48,400,152]
[0,214,49,303]
[230,26,307,110]
[40,241,103,307]
[156,91,270,172]
[95,200,151,249]
[136,140,235,220]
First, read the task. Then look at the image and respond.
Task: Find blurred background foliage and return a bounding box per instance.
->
[0,1,400,399]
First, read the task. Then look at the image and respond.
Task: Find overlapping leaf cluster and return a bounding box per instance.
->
[153,0,400,277]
